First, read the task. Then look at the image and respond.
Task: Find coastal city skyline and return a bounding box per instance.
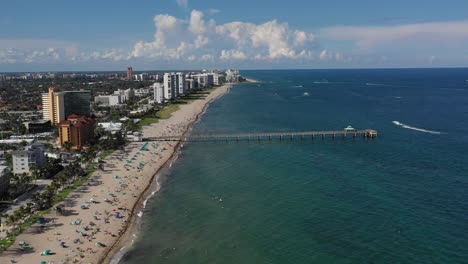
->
[2,0,468,71]
[0,1,467,263]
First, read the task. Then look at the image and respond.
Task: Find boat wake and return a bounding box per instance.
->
[392,121,443,134]
[290,85,303,88]
[366,83,386,86]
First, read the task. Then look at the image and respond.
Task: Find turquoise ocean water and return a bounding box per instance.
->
[120,69,468,264]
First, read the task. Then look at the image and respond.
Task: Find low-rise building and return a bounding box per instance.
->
[129,105,154,116]
[114,88,134,103]
[12,143,46,174]
[95,95,121,106]
[23,119,51,134]
[98,122,123,134]
[134,88,151,97]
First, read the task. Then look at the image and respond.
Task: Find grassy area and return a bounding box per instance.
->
[156,104,180,119]
[137,117,159,129]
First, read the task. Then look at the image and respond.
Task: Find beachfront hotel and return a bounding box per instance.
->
[41,87,91,125]
[57,114,95,149]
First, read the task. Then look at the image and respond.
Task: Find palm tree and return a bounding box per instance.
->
[63,141,73,152]
[30,164,40,183]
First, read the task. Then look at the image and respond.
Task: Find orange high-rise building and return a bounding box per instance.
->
[41,87,60,124]
[57,114,95,149]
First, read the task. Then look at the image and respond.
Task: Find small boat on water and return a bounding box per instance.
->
[314,79,329,84]
[344,125,355,131]
[303,92,309,96]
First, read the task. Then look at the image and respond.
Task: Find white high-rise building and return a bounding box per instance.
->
[176,72,186,95]
[213,74,225,86]
[192,73,209,89]
[152,82,164,104]
[164,73,180,100]
[163,73,173,100]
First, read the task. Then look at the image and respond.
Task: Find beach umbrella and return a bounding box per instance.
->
[41,249,51,255]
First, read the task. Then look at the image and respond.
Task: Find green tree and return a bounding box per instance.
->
[63,141,73,152]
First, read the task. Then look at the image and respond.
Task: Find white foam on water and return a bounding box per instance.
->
[392,121,443,134]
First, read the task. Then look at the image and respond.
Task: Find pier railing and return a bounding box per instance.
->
[143,129,378,142]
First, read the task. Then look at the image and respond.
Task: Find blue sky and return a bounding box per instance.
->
[1,0,468,71]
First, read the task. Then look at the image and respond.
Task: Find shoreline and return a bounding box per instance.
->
[0,83,233,264]
[103,84,233,264]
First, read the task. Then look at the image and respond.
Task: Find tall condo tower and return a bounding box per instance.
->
[41,87,91,125]
[127,67,133,80]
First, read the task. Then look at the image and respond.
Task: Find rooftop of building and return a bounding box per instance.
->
[24,119,50,125]
[59,114,94,127]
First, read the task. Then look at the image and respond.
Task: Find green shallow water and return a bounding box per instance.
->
[120,69,468,264]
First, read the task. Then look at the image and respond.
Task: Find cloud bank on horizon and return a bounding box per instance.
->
[1,4,468,70]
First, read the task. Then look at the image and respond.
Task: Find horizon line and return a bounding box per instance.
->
[1,66,468,74]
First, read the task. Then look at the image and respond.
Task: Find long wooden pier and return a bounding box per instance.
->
[143,129,378,142]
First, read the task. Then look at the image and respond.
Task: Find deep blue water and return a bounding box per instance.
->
[121,69,468,264]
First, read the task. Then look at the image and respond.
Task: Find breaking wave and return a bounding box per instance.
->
[392,121,443,134]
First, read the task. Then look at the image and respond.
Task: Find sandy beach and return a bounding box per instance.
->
[0,83,232,264]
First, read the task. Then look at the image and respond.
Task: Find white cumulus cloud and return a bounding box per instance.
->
[220,49,247,60]
[129,10,316,63]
